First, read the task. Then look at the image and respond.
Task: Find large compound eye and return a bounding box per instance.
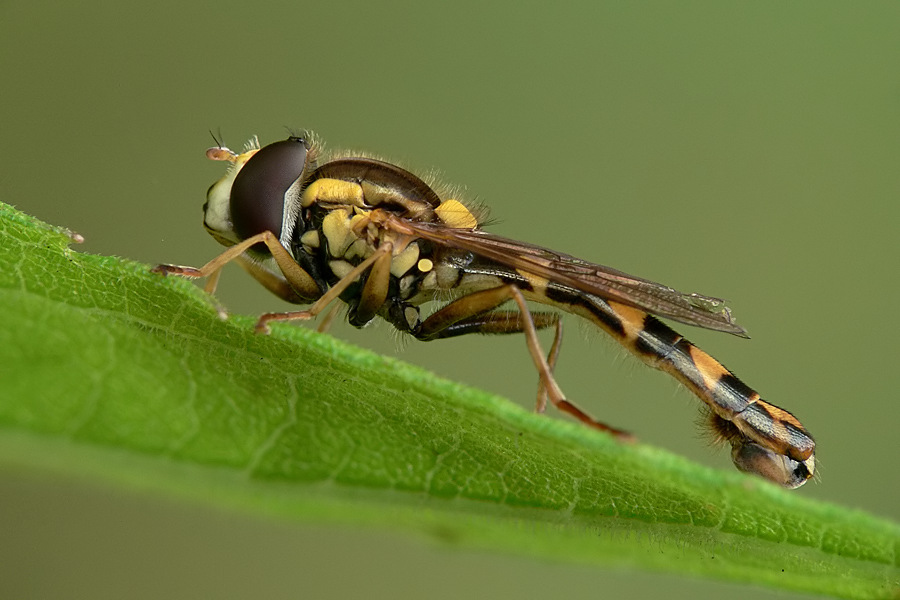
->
[230,136,309,242]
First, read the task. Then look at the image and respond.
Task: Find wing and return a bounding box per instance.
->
[385,217,749,337]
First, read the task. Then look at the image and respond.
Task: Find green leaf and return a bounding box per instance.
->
[0,201,897,599]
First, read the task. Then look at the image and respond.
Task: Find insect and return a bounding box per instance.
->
[153,133,816,488]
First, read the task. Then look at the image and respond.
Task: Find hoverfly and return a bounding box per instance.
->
[153,133,816,489]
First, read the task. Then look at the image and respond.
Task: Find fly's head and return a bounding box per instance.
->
[202,135,316,251]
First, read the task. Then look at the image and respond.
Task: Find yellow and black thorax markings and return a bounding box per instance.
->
[295,162,485,308]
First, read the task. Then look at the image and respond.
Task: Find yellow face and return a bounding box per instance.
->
[202,141,260,247]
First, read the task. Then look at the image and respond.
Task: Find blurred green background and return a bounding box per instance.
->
[1,2,898,598]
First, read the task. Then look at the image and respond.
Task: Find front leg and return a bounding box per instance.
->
[152,230,322,305]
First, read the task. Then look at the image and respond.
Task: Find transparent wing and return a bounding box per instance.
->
[386,217,749,337]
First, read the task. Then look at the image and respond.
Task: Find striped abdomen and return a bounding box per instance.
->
[534,282,816,488]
